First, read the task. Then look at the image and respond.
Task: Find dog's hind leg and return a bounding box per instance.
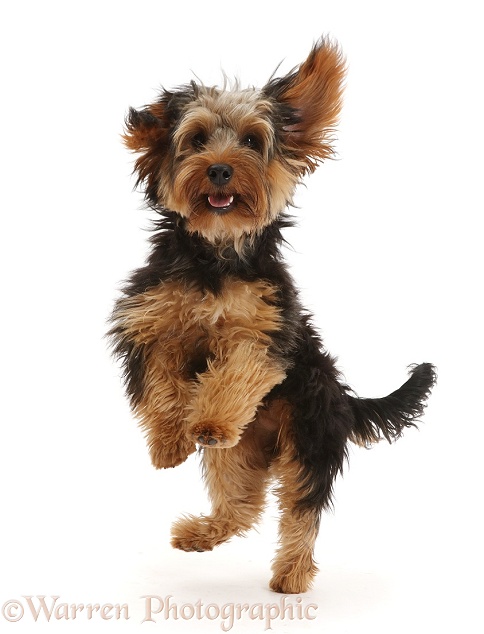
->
[171,403,281,552]
[269,425,322,594]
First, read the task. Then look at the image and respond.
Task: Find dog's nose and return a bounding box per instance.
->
[207,164,233,186]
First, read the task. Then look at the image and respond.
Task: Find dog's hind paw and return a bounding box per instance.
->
[171,515,235,551]
[269,572,312,595]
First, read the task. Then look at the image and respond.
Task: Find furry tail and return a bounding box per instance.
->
[348,363,437,447]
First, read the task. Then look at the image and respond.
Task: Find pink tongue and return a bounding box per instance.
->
[208,195,233,208]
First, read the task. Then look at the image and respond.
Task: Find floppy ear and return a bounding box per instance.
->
[123,100,170,204]
[263,37,346,174]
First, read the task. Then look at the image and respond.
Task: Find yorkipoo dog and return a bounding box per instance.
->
[109,37,436,594]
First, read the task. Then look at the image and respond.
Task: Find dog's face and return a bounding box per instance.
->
[155,86,293,246]
[124,39,345,248]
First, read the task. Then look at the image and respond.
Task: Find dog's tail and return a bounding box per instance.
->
[348,363,437,447]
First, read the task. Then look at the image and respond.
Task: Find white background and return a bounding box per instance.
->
[1,1,483,632]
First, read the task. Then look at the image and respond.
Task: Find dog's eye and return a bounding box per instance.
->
[191,132,207,150]
[241,134,261,152]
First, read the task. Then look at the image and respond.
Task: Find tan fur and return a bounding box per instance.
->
[113,278,287,465]
[269,420,320,594]
[279,40,346,173]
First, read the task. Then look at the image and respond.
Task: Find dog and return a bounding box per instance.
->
[109,37,436,594]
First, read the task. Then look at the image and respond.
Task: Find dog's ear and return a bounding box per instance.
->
[263,38,346,174]
[123,105,166,152]
[123,101,171,204]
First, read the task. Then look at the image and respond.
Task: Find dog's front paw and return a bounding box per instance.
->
[149,439,196,469]
[189,422,240,448]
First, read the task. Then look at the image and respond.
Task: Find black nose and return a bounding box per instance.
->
[207,164,233,186]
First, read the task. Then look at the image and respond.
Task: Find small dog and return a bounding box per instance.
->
[109,38,436,594]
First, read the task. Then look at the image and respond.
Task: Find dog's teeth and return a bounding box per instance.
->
[208,195,234,208]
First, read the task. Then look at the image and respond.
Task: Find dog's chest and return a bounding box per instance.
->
[118,278,282,366]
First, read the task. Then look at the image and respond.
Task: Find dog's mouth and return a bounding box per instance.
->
[207,194,235,214]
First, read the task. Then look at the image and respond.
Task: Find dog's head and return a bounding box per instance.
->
[124,38,345,248]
